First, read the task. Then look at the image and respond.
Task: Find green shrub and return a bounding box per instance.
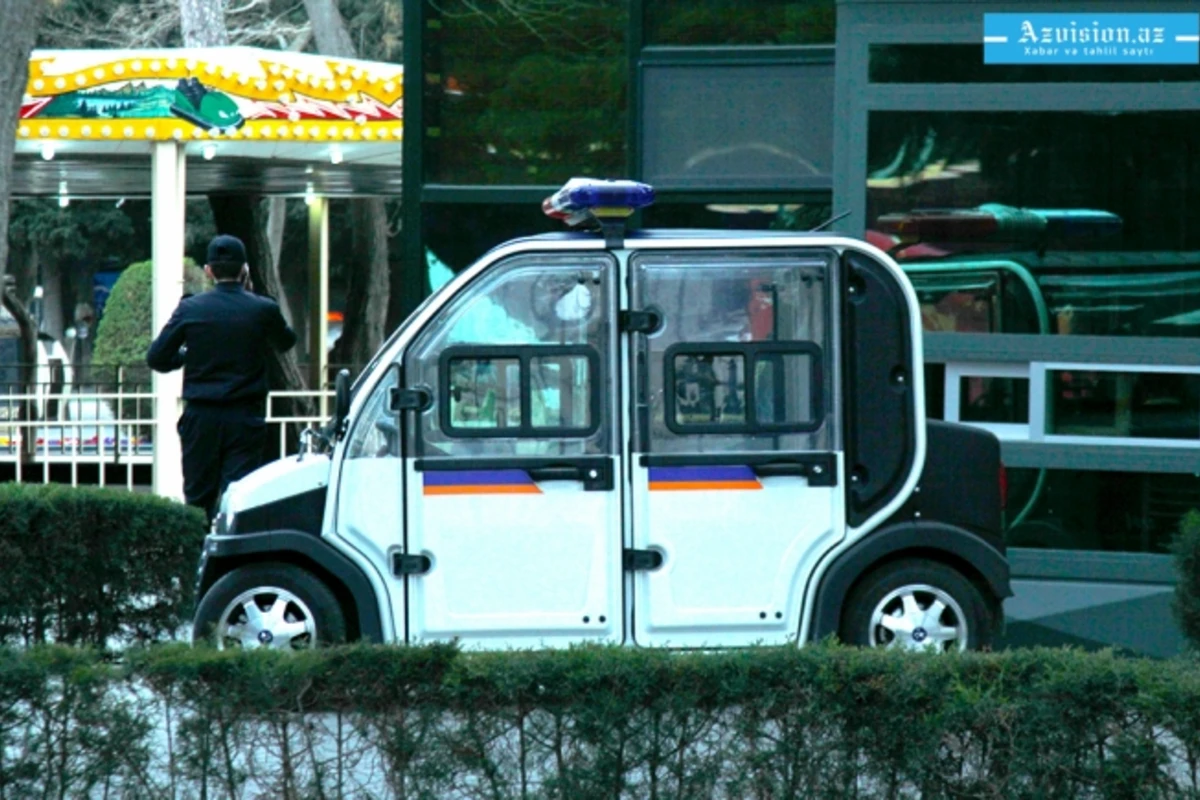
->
[0,484,207,647]
[0,643,1197,797]
[92,257,209,375]
[1173,510,1200,650]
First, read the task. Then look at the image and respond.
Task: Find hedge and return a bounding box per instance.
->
[92,257,209,374]
[0,484,207,647]
[1174,510,1200,651]
[0,642,1191,799]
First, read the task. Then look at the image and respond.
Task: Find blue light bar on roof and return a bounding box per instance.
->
[542,177,656,227]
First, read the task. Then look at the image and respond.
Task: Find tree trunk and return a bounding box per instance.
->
[331,198,389,370]
[0,1,47,457]
[0,0,42,290]
[303,0,392,370]
[179,0,230,48]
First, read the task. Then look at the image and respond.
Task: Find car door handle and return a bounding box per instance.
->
[751,461,823,479]
[526,461,613,491]
[527,465,585,482]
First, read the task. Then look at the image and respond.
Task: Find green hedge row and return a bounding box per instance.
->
[1174,510,1200,651]
[0,643,1196,799]
[0,484,207,647]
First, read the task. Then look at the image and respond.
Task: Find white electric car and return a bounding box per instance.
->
[193,179,1010,654]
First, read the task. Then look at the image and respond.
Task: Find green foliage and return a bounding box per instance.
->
[0,643,1199,796]
[7,199,141,268]
[1173,510,1200,650]
[0,484,207,647]
[91,258,209,374]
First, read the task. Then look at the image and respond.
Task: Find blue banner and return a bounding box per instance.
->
[983,13,1199,64]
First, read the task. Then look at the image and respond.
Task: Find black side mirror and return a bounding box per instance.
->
[334,368,351,437]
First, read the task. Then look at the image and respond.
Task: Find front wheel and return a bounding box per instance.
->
[193,563,347,650]
[839,559,993,652]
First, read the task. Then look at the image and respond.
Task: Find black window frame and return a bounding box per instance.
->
[438,344,603,439]
[663,340,824,435]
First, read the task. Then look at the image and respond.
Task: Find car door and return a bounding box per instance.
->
[627,247,844,648]
[398,251,624,649]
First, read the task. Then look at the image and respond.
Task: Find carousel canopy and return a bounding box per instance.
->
[11,46,404,197]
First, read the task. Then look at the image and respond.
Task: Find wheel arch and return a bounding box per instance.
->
[199,531,384,643]
[806,521,1012,643]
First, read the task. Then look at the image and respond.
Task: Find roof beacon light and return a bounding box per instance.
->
[543,177,655,228]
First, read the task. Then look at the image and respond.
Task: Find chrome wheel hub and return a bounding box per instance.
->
[869,583,967,652]
[215,587,316,650]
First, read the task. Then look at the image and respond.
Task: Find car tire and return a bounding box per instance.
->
[193,563,347,650]
[839,559,993,652]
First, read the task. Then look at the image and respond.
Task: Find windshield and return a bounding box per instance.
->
[350,253,462,397]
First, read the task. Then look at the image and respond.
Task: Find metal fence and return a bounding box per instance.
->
[0,363,341,491]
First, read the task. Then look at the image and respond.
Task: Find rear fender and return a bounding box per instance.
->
[807,521,1012,642]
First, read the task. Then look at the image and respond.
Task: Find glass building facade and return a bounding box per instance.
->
[404,0,1196,655]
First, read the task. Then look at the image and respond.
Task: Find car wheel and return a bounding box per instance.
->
[193,563,346,650]
[840,559,993,652]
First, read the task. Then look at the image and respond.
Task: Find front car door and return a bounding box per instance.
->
[399,251,624,649]
[627,247,843,648]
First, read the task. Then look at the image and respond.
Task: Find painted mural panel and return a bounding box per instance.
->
[17,47,403,143]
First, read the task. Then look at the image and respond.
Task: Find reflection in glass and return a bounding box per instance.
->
[647,0,834,45]
[531,354,591,429]
[757,353,814,425]
[868,111,1200,338]
[634,252,833,454]
[960,377,1029,424]
[672,353,747,427]
[447,358,521,430]
[1005,468,1200,554]
[425,0,627,184]
[1050,371,1200,440]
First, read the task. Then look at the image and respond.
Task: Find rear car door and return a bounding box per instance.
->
[626,247,843,648]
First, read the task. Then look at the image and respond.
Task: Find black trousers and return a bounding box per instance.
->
[178,402,268,522]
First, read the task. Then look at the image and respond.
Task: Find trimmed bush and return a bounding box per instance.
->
[0,643,1197,797]
[0,484,206,647]
[1173,510,1200,650]
[92,257,209,373]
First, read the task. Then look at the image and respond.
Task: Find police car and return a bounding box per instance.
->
[192,178,1010,653]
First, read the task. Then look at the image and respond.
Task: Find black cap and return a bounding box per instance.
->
[207,234,247,266]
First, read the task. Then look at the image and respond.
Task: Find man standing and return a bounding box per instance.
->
[147,234,297,521]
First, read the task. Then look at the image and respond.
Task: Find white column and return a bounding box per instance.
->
[307,196,329,416]
[151,141,187,501]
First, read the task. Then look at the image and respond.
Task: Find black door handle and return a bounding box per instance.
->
[752,461,819,478]
[526,461,612,491]
[527,465,584,482]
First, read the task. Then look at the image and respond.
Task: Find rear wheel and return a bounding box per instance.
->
[193,563,346,650]
[839,559,993,652]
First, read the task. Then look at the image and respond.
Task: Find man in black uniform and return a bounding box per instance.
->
[147,235,297,521]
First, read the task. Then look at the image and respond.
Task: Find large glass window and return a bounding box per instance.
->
[641,61,834,190]
[632,250,834,454]
[1050,370,1200,441]
[423,0,627,185]
[1005,468,1200,554]
[646,0,834,46]
[408,254,613,458]
[868,111,1200,338]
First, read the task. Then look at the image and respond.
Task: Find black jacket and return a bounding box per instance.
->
[146,282,297,406]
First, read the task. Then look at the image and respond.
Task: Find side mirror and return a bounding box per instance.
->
[334,368,351,437]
